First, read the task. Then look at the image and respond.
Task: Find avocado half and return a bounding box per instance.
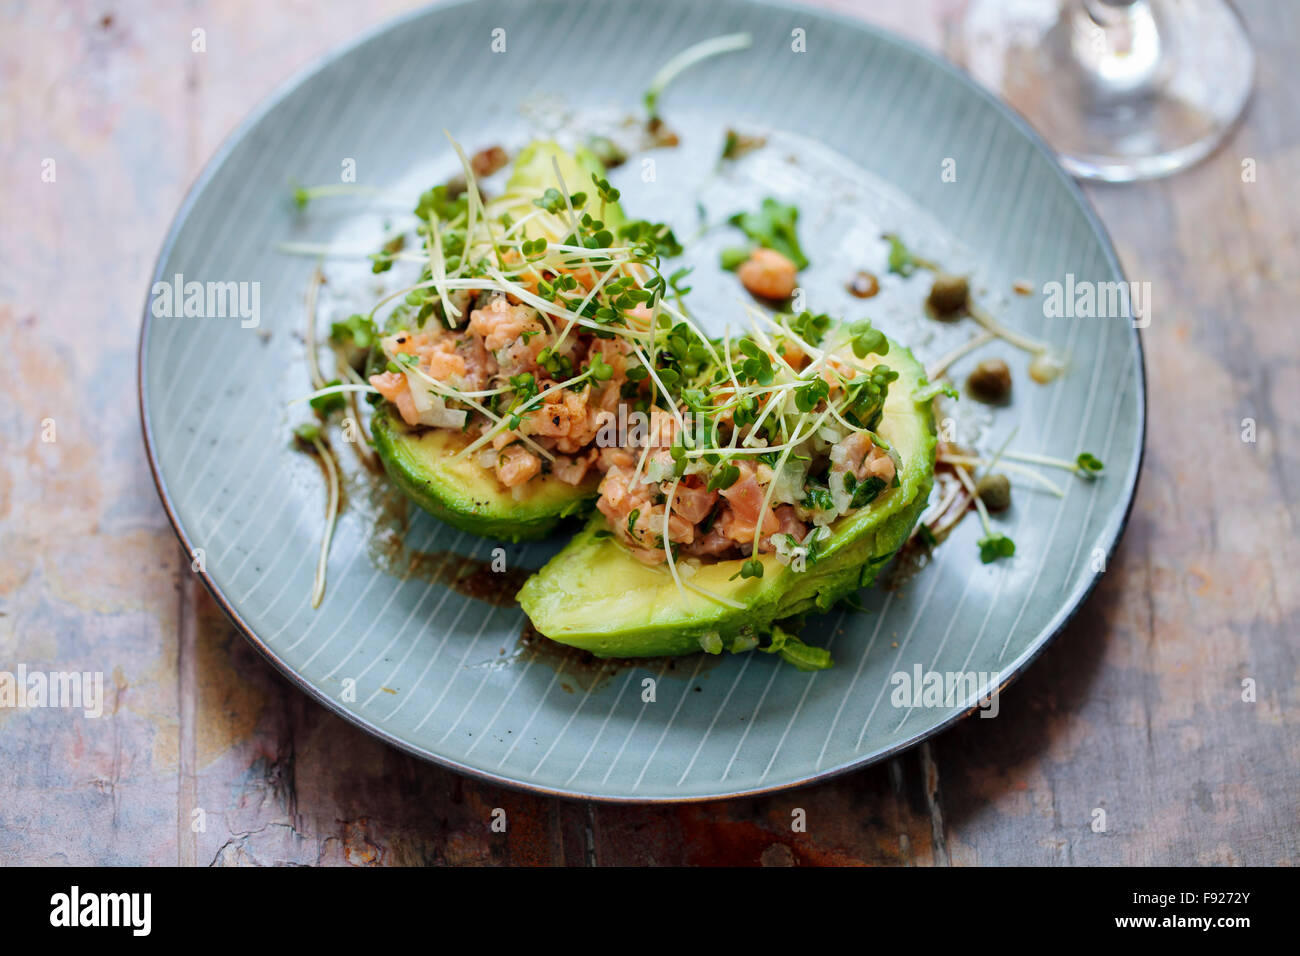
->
[371,407,600,542]
[369,140,622,540]
[516,343,938,657]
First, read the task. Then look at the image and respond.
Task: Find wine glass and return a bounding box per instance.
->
[954,0,1255,182]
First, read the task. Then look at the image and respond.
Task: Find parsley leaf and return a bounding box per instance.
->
[293,423,321,444]
[707,463,740,492]
[309,380,346,417]
[884,233,917,276]
[330,313,377,351]
[727,198,809,270]
[414,184,467,223]
[978,533,1016,563]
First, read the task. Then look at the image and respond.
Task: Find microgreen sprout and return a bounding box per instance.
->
[720,246,751,271]
[290,424,339,608]
[978,532,1016,563]
[1076,452,1105,476]
[720,128,767,162]
[643,32,753,120]
[293,422,321,444]
[884,233,917,276]
[728,198,809,270]
[330,313,377,352]
[1000,450,1106,480]
[291,183,382,210]
[309,379,347,416]
[952,462,1015,564]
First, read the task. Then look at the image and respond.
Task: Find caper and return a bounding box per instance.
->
[444,175,467,200]
[927,273,969,317]
[976,473,1012,512]
[967,358,1012,404]
[848,270,880,299]
[586,135,626,169]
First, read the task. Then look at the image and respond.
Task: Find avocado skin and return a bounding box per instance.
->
[516,342,938,657]
[371,407,597,542]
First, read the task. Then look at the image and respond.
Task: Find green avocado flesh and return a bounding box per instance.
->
[506,140,627,237]
[369,140,622,540]
[372,407,600,542]
[516,343,938,657]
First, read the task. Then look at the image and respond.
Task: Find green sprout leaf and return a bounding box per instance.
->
[884,233,917,276]
[309,380,347,417]
[794,376,829,413]
[978,533,1016,564]
[590,173,621,206]
[719,246,751,271]
[618,219,684,259]
[330,313,377,351]
[370,234,406,274]
[414,183,467,223]
[1076,452,1105,477]
[588,351,614,381]
[789,310,831,347]
[707,463,740,492]
[728,198,809,270]
[737,338,775,385]
[532,187,568,214]
[843,473,887,509]
[293,423,321,444]
[849,318,889,359]
[912,380,959,404]
[729,558,764,581]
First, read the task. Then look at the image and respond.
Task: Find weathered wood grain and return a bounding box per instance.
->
[0,0,1294,866]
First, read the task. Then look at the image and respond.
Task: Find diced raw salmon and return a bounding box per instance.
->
[495,444,541,488]
[670,479,718,525]
[718,466,780,542]
[468,295,543,352]
[834,431,896,485]
[370,370,420,426]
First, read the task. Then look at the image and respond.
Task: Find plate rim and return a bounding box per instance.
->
[137,0,1147,804]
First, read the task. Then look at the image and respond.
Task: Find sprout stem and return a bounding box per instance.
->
[308,436,340,609]
[645,33,753,118]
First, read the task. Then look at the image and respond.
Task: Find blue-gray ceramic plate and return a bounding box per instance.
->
[140,0,1144,801]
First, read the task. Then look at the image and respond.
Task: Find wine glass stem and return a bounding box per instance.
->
[1072,0,1162,98]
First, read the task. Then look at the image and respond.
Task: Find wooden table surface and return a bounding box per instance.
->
[2,0,1295,866]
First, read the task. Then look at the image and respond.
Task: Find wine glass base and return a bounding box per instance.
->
[955,0,1255,182]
